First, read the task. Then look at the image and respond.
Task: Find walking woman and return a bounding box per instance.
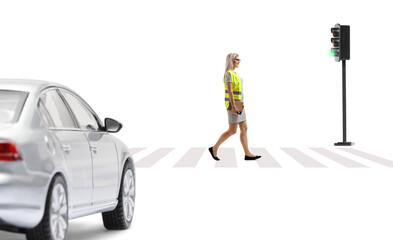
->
[209,53,261,161]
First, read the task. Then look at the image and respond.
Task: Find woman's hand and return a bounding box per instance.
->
[231,106,240,115]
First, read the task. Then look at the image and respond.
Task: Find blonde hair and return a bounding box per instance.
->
[224,53,239,76]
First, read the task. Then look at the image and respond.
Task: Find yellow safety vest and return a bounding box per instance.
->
[224,70,243,109]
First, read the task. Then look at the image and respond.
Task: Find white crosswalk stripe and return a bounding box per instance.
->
[130,147,393,168]
[215,148,237,168]
[302,147,345,168]
[134,148,174,168]
[174,148,205,168]
[310,148,367,168]
[338,148,393,168]
[281,148,326,168]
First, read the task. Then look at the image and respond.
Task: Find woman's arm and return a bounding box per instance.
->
[226,82,239,114]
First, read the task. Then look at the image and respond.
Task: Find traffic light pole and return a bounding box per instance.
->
[335,60,354,146]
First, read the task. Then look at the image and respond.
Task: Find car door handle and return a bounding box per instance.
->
[62,144,71,153]
[90,145,98,153]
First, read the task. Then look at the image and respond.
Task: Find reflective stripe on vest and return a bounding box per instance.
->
[224,70,243,109]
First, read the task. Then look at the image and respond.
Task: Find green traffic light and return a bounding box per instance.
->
[331,48,339,57]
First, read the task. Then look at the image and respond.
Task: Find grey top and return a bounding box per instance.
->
[225,72,244,102]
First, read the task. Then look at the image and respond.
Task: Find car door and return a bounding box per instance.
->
[59,90,119,206]
[38,89,93,210]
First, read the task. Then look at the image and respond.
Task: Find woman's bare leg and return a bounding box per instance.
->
[239,121,256,157]
[212,123,238,156]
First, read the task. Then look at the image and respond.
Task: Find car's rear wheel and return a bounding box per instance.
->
[26,175,68,240]
[102,161,135,230]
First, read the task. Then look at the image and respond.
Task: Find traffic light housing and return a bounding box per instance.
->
[330,23,350,62]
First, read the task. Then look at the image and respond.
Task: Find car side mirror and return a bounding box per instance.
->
[105,118,123,133]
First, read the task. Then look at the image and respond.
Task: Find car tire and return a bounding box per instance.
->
[26,175,68,240]
[102,161,135,230]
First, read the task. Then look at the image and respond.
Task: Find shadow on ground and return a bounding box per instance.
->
[0,218,129,240]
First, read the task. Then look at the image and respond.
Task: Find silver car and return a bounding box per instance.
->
[0,79,135,240]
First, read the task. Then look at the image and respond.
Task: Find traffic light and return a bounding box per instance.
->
[330,23,350,62]
[331,23,354,146]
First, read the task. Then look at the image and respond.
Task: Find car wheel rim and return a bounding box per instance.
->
[50,183,68,240]
[122,169,135,222]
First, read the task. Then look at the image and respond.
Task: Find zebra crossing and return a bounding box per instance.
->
[131,147,393,168]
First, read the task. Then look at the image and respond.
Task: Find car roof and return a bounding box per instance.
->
[0,79,103,127]
[0,79,67,93]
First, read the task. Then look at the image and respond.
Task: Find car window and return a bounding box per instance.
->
[60,91,99,131]
[37,99,55,127]
[39,90,76,129]
[0,90,28,124]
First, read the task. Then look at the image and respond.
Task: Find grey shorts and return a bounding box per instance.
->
[227,107,247,123]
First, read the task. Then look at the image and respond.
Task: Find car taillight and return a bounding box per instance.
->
[0,142,22,161]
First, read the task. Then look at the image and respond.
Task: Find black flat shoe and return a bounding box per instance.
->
[245,155,261,160]
[209,147,220,161]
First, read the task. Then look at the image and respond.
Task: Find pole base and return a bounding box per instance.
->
[334,142,354,146]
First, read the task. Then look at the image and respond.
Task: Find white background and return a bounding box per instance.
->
[1,0,392,149]
[1,0,393,240]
